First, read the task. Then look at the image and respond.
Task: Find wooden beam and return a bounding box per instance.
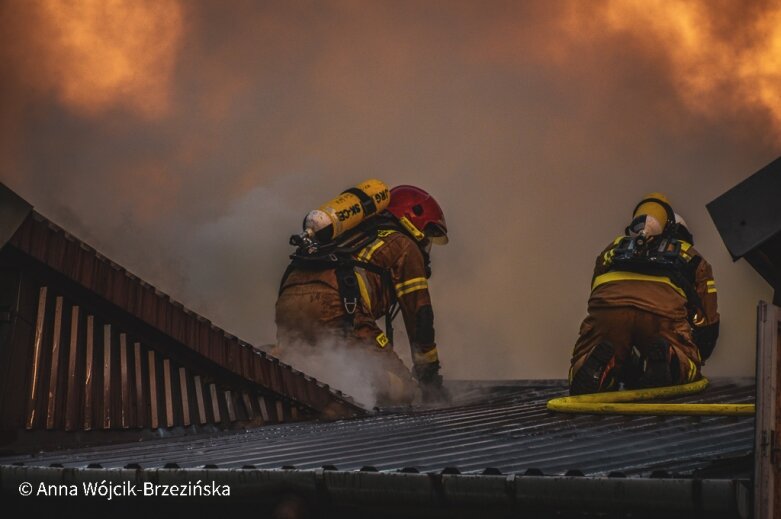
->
[209,384,221,423]
[163,359,174,428]
[102,324,111,429]
[83,315,95,431]
[179,367,190,427]
[257,395,270,423]
[241,392,254,420]
[134,342,144,428]
[45,296,63,430]
[755,301,781,519]
[26,286,47,429]
[148,350,158,429]
[119,334,129,429]
[64,306,80,431]
[224,391,236,422]
[194,375,206,425]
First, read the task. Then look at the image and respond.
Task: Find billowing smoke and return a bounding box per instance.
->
[273,333,418,409]
[0,1,775,392]
[2,0,182,119]
[590,1,781,138]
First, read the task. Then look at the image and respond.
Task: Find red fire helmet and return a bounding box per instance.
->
[387,185,448,244]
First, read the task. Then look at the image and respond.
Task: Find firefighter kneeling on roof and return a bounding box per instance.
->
[275,180,448,406]
[569,193,720,395]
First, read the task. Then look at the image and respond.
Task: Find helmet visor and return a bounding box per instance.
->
[425,223,449,245]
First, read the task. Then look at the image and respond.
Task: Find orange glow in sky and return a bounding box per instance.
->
[597,0,781,137]
[34,0,183,119]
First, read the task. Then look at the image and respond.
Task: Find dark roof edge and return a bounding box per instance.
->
[0,466,750,514]
[706,155,781,260]
[0,182,32,250]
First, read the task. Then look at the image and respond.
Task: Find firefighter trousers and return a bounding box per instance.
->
[275,283,418,406]
[570,306,701,386]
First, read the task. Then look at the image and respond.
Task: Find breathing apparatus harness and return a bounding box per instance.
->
[608,197,704,322]
[281,212,427,344]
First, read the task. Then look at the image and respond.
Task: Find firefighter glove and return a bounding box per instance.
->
[414,360,441,385]
[693,321,719,361]
[414,361,449,403]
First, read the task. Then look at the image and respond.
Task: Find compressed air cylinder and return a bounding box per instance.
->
[303,179,390,243]
[632,193,671,238]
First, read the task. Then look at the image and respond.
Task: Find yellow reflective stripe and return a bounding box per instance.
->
[357,239,384,262]
[397,283,428,297]
[395,277,428,297]
[376,229,397,237]
[592,271,686,298]
[687,358,697,382]
[399,216,425,241]
[679,241,693,261]
[376,332,389,348]
[602,249,614,266]
[603,236,624,265]
[413,347,438,365]
[707,288,717,294]
[355,271,371,313]
[706,279,716,294]
[395,277,428,290]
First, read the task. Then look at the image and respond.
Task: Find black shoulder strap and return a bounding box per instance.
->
[608,237,703,310]
[278,263,297,296]
[335,264,360,326]
[281,217,403,335]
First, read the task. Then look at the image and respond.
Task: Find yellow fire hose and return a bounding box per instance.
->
[546,378,755,416]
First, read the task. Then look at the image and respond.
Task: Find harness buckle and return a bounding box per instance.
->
[344,297,358,315]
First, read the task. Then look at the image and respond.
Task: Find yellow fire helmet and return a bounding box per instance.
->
[628,192,675,237]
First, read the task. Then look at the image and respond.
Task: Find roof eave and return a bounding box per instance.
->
[0,465,750,516]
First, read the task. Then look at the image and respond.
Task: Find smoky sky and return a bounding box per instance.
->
[1,0,777,383]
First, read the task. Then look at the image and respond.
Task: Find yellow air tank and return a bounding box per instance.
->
[631,192,672,238]
[302,179,390,244]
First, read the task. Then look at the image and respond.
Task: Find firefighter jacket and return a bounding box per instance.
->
[588,234,720,359]
[279,229,439,369]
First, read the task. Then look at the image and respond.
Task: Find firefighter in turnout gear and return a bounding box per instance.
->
[275,182,448,405]
[569,193,720,395]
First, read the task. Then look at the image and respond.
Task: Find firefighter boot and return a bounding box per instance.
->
[636,338,673,388]
[570,341,617,395]
[622,347,645,389]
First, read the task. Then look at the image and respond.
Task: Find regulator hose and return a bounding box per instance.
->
[546,378,755,416]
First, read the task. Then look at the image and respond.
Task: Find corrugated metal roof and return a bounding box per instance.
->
[1,378,755,478]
